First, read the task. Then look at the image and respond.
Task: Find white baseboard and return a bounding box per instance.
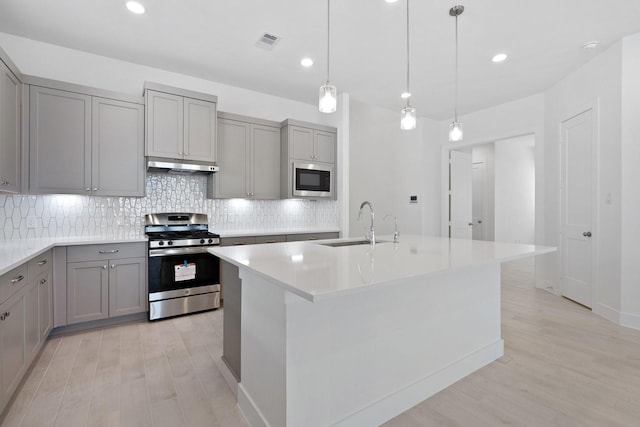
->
[620,311,640,330]
[595,303,621,324]
[332,340,504,427]
[238,384,271,427]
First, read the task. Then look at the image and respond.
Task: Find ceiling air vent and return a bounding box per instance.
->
[256,32,282,50]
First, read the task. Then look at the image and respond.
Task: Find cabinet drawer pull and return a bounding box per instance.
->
[232,242,246,245]
[92,187,98,192]
[98,249,119,254]
[11,275,25,284]
[264,240,278,244]
[40,278,47,285]
[306,237,318,240]
[38,260,48,266]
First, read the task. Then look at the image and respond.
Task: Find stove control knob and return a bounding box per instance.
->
[158,241,164,246]
[200,239,205,244]
[168,241,173,246]
[208,238,213,244]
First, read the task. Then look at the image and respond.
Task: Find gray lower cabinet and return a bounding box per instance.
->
[145,84,217,163]
[29,82,144,196]
[66,243,147,325]
[0,59,21,194]
[211,112,280,199]
[0,249,52,415]
[286,232,340,242]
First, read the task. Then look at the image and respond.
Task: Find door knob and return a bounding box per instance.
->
[583,231,592,237]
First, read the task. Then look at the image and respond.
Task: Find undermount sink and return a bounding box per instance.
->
[318,239,388,247]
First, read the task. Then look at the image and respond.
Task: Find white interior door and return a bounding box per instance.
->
[450,150,473,239]
[560,109,595,308]
[472,162,487,240]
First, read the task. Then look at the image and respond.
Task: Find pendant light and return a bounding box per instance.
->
[319,0,337,113]
[448,5,464,142]
[400,0,416,130]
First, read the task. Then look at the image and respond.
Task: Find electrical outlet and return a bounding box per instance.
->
[27,216,37,229]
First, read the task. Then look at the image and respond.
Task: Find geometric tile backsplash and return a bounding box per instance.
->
[0,173,340,240]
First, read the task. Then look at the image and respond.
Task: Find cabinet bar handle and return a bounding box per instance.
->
[11,275,24,284]
[98,249,119,254]
[307,237,318,240]
[38,260,48,266]
[232,242,246,245]
[92,188,98,192]
[265,240,278,244]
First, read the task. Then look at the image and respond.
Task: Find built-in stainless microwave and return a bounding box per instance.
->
[293,162,333,198]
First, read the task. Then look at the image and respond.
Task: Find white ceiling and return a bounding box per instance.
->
[1,0,639,120]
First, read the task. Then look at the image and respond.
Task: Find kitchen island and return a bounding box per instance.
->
[210,235,555,427]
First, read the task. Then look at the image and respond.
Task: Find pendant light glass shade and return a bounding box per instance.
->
[401,105,416,130]
[448,5,464,142]
[449,121,463,142]
[319,83,337,113]
[319,0,337,113]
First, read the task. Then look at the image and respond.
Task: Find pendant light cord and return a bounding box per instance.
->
[454,12,459,122]
[326,0,331,85]
[406,0,410,103]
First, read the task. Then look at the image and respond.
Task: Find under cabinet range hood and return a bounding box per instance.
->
[147,159,219,174]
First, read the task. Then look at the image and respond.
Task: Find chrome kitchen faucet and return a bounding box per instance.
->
[357,201,376,245]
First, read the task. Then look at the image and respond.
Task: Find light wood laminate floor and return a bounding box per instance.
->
[3,259,640,427]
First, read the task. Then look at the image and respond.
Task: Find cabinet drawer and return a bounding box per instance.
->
[27,250,52,280]
[67,242,146,262]
[254,235,287,244]
[286,232,339,242]
[220,236,256,247]
[0,263,28,304]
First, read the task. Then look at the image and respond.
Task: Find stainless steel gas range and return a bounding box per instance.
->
[144,213,221,320]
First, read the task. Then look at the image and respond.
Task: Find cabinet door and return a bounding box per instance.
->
[146,90,183,159]
[289,126,315,161]
[251,124,280,199]
[184,97,216,162]
[0,291,26,404]
[109,257,146,317]
[67,261,109,325]
[38,273,52,341]
[216,118,249,198]
[92,97,145,197]
[29,86,91,194]
[0,62,21,193]
[314,130,336,163]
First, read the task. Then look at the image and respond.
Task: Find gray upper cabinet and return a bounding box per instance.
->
[0,60,21,194]
[92,97,145,197]
[283,120,336,164]
[29,80,145,196]
[145,83,217,163]
[211,112,280,199]
[29,86,91,194]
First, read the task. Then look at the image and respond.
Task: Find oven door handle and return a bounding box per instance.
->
[149,246,218,257]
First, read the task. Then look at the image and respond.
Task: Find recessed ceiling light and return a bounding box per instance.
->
[401,92,411,99]
[301,58,314,67]
[492,53,507,63]
[583,41,599,50]
[126,1,145,14]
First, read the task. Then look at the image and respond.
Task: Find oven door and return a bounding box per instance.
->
[293,162,333,198]
[148,249,220,295]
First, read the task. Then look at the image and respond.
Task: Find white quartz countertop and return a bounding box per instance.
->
[210,234,556,302]
[0,234,147,276]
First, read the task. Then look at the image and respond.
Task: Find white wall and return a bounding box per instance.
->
[544,41,622,314]
[494,135,535,244]
[620,33,640,328]
[348,99,440,239]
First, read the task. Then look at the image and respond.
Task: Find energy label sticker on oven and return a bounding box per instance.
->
[175,263,196,281]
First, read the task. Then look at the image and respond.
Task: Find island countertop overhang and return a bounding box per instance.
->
[209,234,556,302]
